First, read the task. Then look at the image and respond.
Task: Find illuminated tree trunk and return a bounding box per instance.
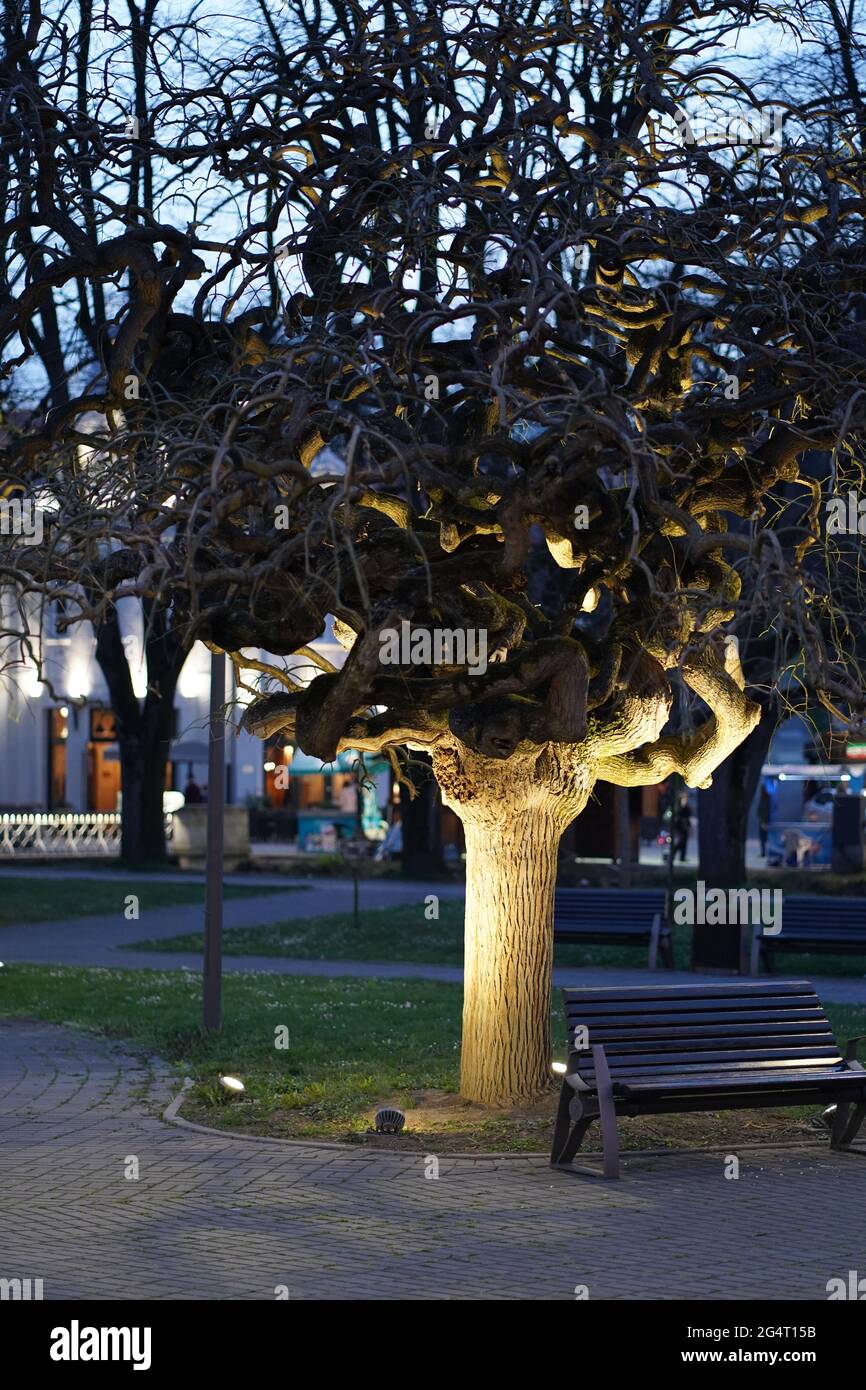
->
[459,807,562,1103]
[433,741,592,1106]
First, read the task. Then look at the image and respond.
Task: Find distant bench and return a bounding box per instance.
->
[551,980,866,1178]
[751,895,866,974]
[553,889,672,970]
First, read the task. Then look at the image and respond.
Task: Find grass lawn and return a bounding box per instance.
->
[128,901,471,962]
[2,961,863,1154]
[130,899,657,967]
[128,898,866,977]
[0,876,302,927]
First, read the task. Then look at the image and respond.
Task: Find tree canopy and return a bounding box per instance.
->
[4,1,864,774]
[5,0,866,1097]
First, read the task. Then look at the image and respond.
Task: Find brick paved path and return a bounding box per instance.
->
[2,1019,864,1300]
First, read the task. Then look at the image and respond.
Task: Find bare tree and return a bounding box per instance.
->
[0,0,214,859]
[695,0,866,899]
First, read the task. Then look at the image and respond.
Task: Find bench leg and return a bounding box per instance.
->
[592,1044,620,1180]
[748,923,760,977]
[647,915,660,971]
[661,931,675,970]
[550,1080,573,1163]
[550,1084,594,1166]
[832,1101,866,1149]
[830,1102,851,1148]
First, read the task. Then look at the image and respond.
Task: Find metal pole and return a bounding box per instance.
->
[203,651,225,1031]
[353,763,362,929]
[616,786,632,890]
[665,773,678,920]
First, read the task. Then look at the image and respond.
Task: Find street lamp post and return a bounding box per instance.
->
[203,651,225,1030]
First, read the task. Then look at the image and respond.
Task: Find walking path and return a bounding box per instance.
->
[0,875,463,963]
[2,1018,864,1300]
[3,872,866,1003]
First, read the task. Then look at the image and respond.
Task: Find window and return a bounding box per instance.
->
[47,707,68,808]
[45,598,70,640]
[89,708,116,742]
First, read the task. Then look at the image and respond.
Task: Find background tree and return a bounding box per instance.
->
[398,752,446,879]
[4,0,866,1101]
[696,0,866,903]
[0,0,215,860]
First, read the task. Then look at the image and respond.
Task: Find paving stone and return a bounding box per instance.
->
[1,1019,864,1300]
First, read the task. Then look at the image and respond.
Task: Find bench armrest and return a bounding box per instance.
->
[845,1035,866,1062]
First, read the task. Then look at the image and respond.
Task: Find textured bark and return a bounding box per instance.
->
[432,739,592,1104]
[459,810,561,1103]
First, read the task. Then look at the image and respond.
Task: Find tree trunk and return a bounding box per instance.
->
[94,599,187,867]
[399,752,444,878]
[118,724,172,864]
[432,740,592,1105]
[694,709,775,971]
[697,704,775,884]
[460,807,561,1103]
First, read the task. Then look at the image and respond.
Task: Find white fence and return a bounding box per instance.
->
[0,813,173,857]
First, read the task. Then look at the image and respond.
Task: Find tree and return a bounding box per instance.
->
[0,0,211,861]
[695,0,866,906]
[3,1,866,1101]
[398,752,445,879]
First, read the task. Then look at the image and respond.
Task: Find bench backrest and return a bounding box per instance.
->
[563,980,843,1082]
[776,896,866,933]
[554,888,665,926]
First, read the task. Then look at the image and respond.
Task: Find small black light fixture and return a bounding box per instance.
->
[375,1106,405,1134]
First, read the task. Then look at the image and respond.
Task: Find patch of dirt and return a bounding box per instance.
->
[181,1086,830,1154]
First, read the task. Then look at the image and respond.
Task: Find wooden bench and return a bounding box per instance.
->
[751,895,866,974]
[553,888,672,969]
[551,980,866,1178]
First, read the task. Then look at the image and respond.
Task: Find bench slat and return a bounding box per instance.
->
[563,979,815,1000]
[567,1013,827,1038]
[577,1032,839,1058]
[577,1019,832,1041]
[582,1054,847,1078]
[617,1070,864,1094]
[578,1046,843,1072]
[566,1001,822,1023]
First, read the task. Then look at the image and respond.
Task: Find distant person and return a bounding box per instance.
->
[783,827,815,868]
[184,775,204,804]
[320,823,338,852]
[671,793,691,863]
[758,785,772,858]
[375,810,403,861]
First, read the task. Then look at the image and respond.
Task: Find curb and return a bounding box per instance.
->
[161,1086,837,1163]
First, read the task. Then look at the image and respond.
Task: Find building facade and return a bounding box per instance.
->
[0,599,348,815]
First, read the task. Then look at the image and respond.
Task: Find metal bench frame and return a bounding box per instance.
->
[551,980,866,1179]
